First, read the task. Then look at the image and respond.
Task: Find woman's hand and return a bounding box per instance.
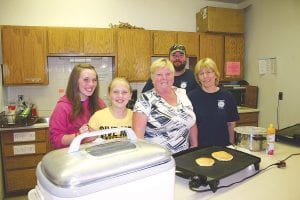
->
[78,124,96,143]
[79,123,90,134]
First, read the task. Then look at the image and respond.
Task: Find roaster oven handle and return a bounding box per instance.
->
[68,127,138,153]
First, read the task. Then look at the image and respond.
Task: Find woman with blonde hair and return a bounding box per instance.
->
[133,58,198,154]
[188,57,239,147]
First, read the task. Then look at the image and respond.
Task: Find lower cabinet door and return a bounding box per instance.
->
[4,154,44,170]
[5,168,37,193]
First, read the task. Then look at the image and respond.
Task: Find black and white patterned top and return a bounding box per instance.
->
[134,87,196,154]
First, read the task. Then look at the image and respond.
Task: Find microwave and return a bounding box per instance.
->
[224,86,246,106]
[224,85,258,108]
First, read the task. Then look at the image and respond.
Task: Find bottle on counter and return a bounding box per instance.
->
[16,95,26,114]
[266,123,276,155]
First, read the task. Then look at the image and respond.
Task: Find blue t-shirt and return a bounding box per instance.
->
[188,87,239,146]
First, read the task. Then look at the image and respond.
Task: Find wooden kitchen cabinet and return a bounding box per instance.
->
[1,26,48,85]
[224,34,244,80]
[199,33,245,81]
[152,31,177,55]
[237,112,259,127]
[117,29,151,81]
[83,28,115,54]
[152,31,199,57]
[48,27,82,54]
[177,32,199,57]
[199,33,225,79]
[48,27,115,55]
[0,128,50,195]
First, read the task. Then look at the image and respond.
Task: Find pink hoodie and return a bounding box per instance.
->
[49,95,106,149]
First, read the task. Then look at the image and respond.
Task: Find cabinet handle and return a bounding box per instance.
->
[24,78,42,83]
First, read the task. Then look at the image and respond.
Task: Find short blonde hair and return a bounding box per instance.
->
[108,77,132,94]
[150,58,175,79]
[194,57,220,86]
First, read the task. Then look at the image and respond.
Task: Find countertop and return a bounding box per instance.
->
[237,106,259,113]
[0,106,257,131]
[0,122,49,131]
[174,142,300,200]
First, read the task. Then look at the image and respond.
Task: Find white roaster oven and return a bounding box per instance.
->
[28,128,175,200]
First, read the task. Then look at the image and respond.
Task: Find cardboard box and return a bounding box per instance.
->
[196,6,244,33]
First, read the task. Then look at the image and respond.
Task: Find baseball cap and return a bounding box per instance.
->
[169,44,186,55]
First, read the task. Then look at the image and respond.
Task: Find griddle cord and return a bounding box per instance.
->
[189,153,300,193]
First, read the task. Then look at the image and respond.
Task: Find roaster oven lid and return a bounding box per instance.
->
[40,139,172,187]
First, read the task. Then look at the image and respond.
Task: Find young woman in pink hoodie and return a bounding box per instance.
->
[49,64,106,149]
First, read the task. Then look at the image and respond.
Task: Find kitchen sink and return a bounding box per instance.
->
[30,116,50,128]
[35,117,50,124]
[0,116,50,128]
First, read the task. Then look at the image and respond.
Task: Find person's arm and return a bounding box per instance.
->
[132,112,148,139]
[227,121,236,144]
[61,123,95,145]
[189,123,198,148]
[49,103,72,149]
[50,101,94,148]
[60,132,77,146]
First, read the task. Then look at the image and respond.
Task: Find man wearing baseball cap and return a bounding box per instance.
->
[142,44,197,93]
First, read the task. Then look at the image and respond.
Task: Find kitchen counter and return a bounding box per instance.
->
[0,120,49,132]
[174,142,300,200]
[237,106,259,114]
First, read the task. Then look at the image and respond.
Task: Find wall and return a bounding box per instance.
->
[244,0,300,129]
[0,0,238,31]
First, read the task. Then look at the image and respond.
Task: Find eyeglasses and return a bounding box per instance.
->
[199,71,214,77]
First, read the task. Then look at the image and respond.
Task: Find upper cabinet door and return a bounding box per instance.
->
[83,28,115,54]
[177,32,199,57]
[48,27,82,54]
[2,27,23,84]
[152,31,199,57]
[2,26,48,85]
[224,34,244,80]
[23,28,48,84]
[152,31,177,55]
[199,33,224,79]
[117,29,151,81]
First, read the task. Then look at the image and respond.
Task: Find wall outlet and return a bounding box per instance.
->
[278,92,283,100]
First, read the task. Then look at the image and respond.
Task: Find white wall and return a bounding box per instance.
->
[244,0,300,129]
[0,0,238,31]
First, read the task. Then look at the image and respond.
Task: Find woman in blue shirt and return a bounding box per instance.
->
[188,58,239,147]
